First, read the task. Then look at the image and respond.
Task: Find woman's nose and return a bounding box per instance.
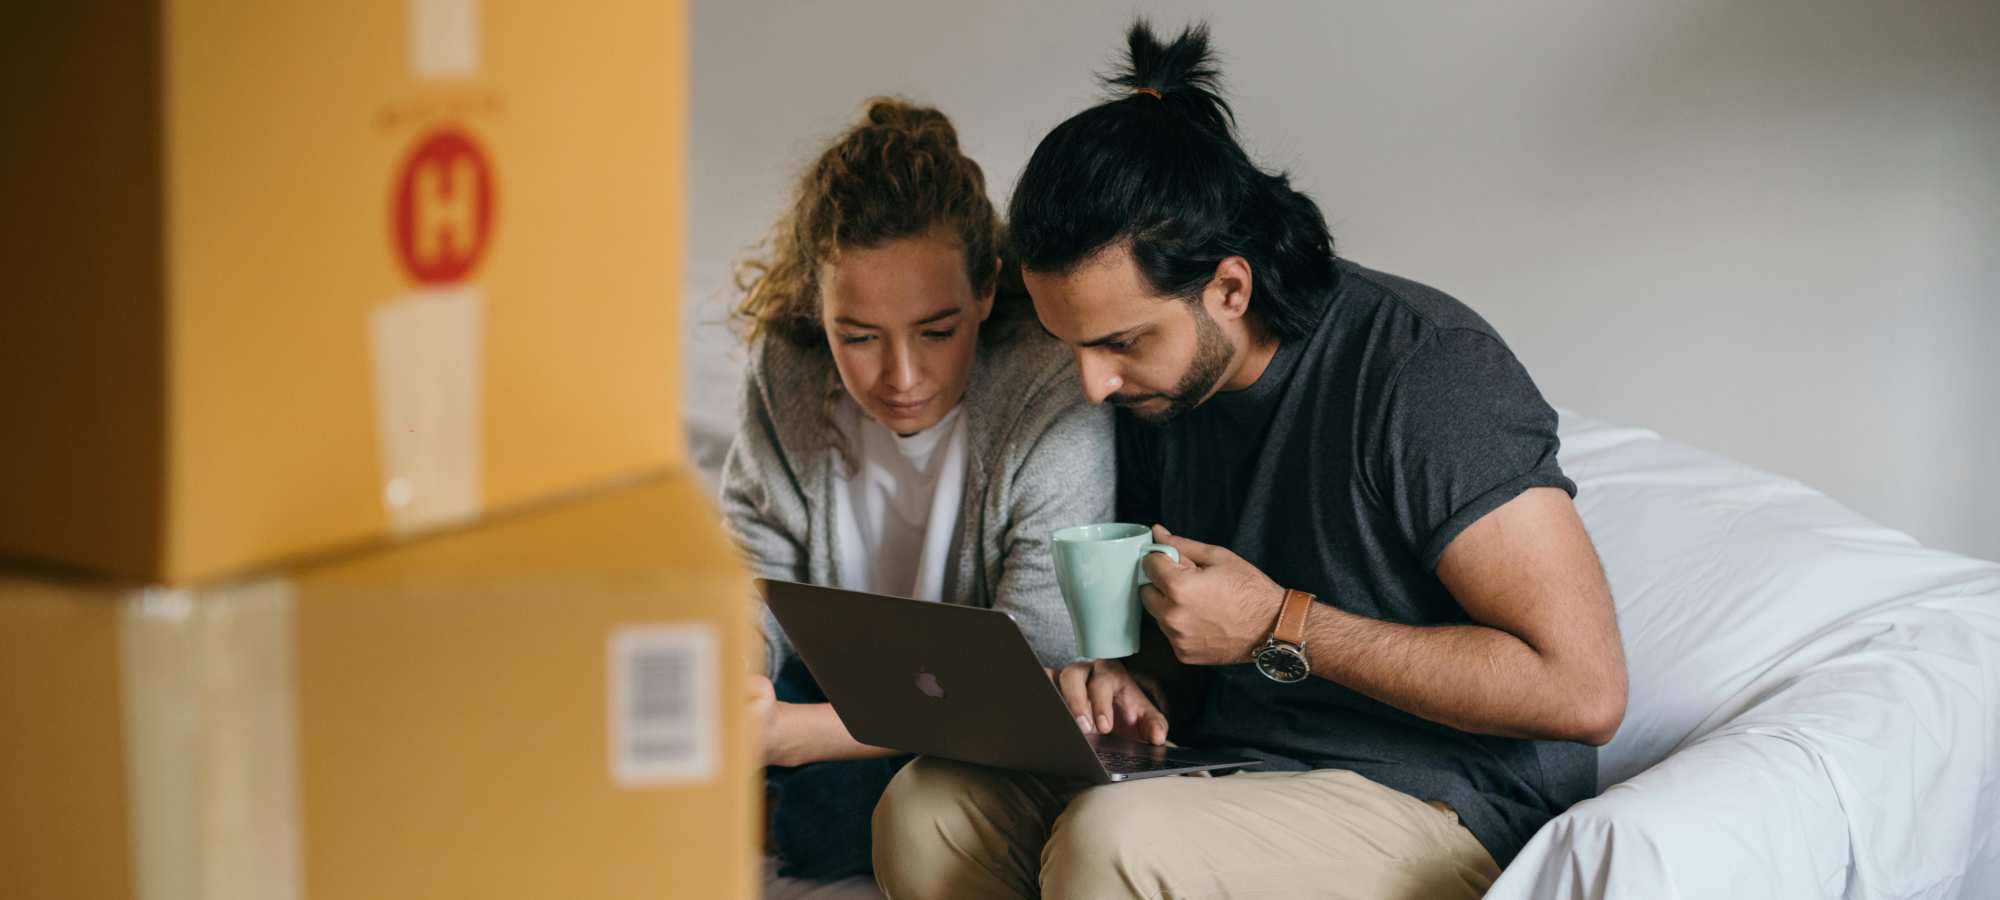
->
[884,340,921,392]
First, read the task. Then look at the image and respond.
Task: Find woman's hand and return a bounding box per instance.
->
[750,675,794,766]
[752,677,898,767]
[1050,659,1169,745]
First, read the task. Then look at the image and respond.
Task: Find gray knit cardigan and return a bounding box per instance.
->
[719,330,1115,678]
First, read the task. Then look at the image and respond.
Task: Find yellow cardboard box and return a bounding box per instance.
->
[0,472,757,900]
[0,1,687,583]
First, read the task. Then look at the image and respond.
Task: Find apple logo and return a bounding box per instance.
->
[914,668,946,699]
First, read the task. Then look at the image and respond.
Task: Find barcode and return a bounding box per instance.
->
[609,624,717,787]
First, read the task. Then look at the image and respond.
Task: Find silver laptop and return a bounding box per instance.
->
[759,579,1260,782]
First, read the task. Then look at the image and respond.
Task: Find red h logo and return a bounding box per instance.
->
[392,128,495,285]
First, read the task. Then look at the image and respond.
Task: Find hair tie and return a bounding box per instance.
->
[1133,87,1163,100]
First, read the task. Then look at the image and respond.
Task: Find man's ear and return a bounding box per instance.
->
[1207,256,1254,322]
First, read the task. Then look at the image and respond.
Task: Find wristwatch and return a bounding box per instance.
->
[1254,589,1315,684]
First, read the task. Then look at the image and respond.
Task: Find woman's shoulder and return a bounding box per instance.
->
[968,330,1108,460]
[737,335,836,463]
[967,332,1112,523]
[743,335,832,408]
[972,329,1084,407]
[746,332,816,381]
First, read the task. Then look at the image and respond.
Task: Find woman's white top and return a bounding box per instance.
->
[828,396,968,604]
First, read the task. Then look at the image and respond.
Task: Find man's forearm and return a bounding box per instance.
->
[1297,605,1619,744]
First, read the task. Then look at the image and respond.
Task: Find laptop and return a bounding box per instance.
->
[759,579,1261,783]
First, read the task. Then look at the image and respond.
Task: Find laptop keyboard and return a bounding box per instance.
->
[1095,748,1190,773]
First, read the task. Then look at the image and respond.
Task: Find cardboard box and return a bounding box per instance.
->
[0,0,688,583]
[0,472,757,900]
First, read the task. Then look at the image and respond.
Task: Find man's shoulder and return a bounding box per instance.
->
[1297,262,1546,452]
[1306,261,1529,410]
[1330,260,1504,343]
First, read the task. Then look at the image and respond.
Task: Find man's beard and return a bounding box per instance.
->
[1110,303,1233,424]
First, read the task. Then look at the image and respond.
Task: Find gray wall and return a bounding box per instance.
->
[685,0,2000,561]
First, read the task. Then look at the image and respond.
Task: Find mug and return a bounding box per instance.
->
[1051,523,1180,659]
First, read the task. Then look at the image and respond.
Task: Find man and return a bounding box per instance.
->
[871,21,1627,900]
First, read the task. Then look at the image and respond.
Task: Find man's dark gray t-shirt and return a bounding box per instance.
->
[1116,260,1593,866]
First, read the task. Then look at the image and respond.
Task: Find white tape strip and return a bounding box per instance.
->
[120,580,303,900]
[410,0,480,79]
[371,287,486,536]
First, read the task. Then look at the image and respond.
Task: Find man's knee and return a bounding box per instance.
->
[1041,783,1189,898]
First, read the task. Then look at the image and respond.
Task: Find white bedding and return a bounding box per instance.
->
[1487,411,2000,900]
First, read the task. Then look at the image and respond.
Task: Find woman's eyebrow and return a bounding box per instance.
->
[834,306,962,330]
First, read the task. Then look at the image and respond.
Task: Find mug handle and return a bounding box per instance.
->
[1134,544,1180,586]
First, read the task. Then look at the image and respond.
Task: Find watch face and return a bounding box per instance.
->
[1255,644,1309,683]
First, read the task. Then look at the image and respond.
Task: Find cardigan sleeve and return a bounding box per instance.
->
[986,364,1116,668]
[718,346,812,679]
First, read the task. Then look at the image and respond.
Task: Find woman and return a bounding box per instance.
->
[719,98,1113,886]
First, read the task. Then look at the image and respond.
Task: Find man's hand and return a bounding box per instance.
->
[1140,525,1287,665]
[1049,659,1168,745]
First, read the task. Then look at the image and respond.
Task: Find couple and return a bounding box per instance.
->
[722,21,1628,900]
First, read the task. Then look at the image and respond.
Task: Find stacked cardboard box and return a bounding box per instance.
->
[1,0,689,583]
[2,476,757,900]
[0,2,756,898]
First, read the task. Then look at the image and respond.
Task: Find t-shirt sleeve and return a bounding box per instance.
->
[1365,327,1575,569]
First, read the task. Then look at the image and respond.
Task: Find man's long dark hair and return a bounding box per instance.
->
[1008,21,1338,339]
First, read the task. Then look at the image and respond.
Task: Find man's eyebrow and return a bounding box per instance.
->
[833,306,961,330]
[1079,327,1142,348]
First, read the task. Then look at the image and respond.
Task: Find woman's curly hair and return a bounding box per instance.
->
[734,97,1028,352]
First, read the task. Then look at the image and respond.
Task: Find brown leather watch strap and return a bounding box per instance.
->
[1271,589,1315,646]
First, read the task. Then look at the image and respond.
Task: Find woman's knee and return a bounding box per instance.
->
[874,756,979,844]
[872,757,1051,899]
[875,755,1057,848]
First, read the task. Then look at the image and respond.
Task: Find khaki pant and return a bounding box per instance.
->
[871,757,1499,900]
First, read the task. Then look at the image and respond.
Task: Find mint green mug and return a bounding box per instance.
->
[1052,523,1181,659]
